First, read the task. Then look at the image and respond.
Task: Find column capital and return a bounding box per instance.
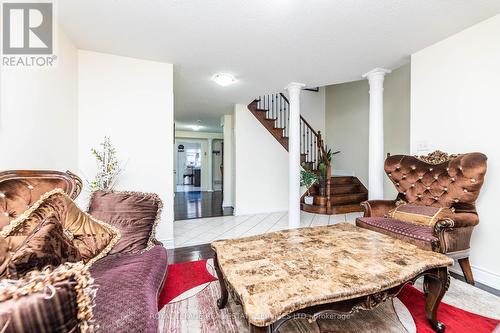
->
[285,82,306,93]
[362,68,392,80]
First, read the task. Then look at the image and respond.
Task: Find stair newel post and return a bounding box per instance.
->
[326,160,332,215]
[317,131,321,170]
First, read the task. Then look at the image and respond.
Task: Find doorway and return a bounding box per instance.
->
[174,136,232,220]
[176,142,202,192]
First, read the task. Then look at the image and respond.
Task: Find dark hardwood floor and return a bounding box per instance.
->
[167,243,214,265]
[168,243,500,297]
[174,191,233,221]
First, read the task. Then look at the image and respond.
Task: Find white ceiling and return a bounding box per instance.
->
[59,0,500,133]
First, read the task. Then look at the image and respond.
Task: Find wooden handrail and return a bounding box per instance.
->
[300,115,318,137]
[279,92,289,104]
[279,92,318,137]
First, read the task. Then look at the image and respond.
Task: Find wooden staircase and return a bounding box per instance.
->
[248,93,367,214]
[301,176,367,214]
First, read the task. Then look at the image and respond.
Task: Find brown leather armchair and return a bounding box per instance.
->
[356,151,487,285]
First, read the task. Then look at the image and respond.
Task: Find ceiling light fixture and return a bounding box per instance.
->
[211,73,237,86]
[191,120,202,131]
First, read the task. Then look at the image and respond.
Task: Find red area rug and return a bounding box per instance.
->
[159,259,499,332]
[158,259,217,309]
[398,284,499,333]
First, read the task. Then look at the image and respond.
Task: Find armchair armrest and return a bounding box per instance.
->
[434,212,479,231]
[450,212,479,228]
[433,213,479,253]
[360,200,397,217]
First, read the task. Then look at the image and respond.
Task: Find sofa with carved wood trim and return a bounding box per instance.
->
[0,170,168,332]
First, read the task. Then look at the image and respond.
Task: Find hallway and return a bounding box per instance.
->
[174,191,233,220]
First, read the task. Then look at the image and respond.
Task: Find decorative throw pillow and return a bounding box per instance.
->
[387,203,454,227]
[0,189,65,256]
[7,216,82,278]
[0,262,95,333]
[1,188,120,266]
[87,190,163,254]
[0,236,11,277]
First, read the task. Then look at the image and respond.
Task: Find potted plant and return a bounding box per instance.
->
[318,147,341,196]
[301,168,320,205]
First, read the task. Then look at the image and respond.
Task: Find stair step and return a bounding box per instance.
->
[331,176,356,185]
[331,203,364,214]
[331,184,360,194]
[301,203,363,215]
[255,108,268,112]
[330,192,367,205]
[307,192,366,206]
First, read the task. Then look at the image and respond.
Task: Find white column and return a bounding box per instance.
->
[207,138,213,192]
[285,82,305,228]
[362,68,391,200]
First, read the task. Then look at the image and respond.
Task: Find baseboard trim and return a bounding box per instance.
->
[159,238,175,249]
[450,262,500,290]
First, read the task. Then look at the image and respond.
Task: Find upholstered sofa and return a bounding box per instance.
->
[0,170,168,332]
[356,151,487,285]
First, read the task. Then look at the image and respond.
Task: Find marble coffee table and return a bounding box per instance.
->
[211,223,453,333]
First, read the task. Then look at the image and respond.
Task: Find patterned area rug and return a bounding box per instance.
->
[158,259,500,333]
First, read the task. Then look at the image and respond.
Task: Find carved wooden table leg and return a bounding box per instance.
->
[213,255,228,309]
[425,267,449,333]
[250,324,271,333]
[423,275,430,297]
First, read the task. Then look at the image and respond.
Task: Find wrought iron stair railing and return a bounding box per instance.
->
[255,93,328,171]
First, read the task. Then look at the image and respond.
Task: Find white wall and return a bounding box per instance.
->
[325,79,370,185]
[0,26,78,171]
[222,115,234,207]
[233,104,289,215]
[175,131,223,140]
[383,65,411,198]
[78,50,174,246]
[324,64,411,197]
[297,87,326,135]
[411,14,500,289]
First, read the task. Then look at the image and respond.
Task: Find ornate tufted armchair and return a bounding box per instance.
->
[0,170,82,230]
[356,151,487,285]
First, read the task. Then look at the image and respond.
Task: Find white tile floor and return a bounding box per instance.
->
[173,210,364,248]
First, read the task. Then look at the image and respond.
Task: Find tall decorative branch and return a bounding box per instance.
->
[87,137,123,190]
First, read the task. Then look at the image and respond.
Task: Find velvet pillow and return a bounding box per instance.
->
[0,236,11,277]
[1,189,120,266]
[87,190,162,254]
[7,216,82,278]
[387,203,454,227]
[0,263,95,333]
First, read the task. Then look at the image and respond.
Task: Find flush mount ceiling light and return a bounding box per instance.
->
[191,120,202,131]
[211,73,237,86]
